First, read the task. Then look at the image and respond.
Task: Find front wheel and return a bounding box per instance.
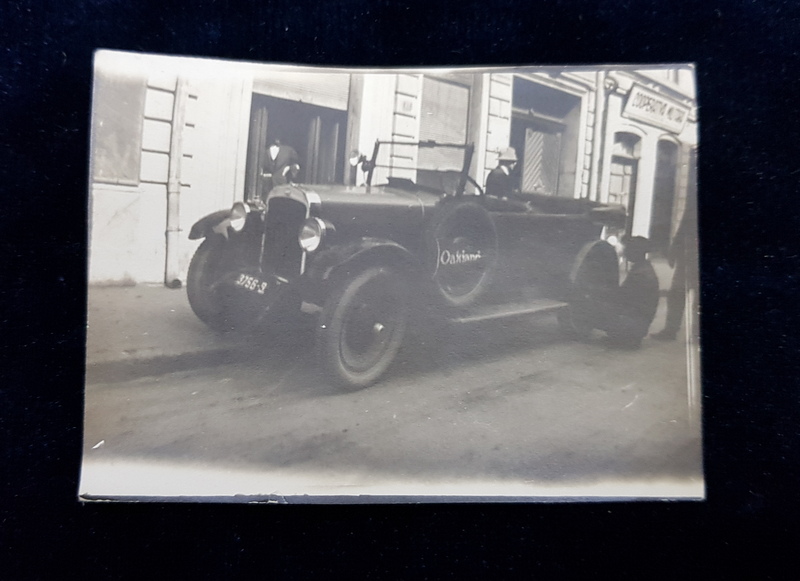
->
[186,237,234,332]
[317,267,409,389]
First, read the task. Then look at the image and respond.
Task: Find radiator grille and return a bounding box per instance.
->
[263,197,306,279]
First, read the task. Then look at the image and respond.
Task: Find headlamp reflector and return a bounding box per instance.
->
[298,217,327,252]
[229,201,249,232]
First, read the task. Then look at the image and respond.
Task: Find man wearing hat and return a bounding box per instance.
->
[485,147,518,200]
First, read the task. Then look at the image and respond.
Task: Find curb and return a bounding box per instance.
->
[85,346,244,385]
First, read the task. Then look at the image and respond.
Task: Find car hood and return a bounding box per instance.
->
[293,183,442,242]
[299,183,440,212]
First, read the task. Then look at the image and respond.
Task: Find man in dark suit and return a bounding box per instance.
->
[264,139,301,188]
[651,174,698,341]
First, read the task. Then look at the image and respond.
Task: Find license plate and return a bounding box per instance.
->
[234,273,269,295]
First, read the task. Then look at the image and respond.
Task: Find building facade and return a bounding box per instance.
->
[89,52,697,285]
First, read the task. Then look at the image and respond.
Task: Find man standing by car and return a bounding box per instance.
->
[264,139,301,189]
[651,157,698,342]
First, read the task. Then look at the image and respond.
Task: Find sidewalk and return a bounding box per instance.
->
[85,284,247,383]
[85,258,677,382]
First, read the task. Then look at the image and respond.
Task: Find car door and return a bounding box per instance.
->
[487,205,601,300]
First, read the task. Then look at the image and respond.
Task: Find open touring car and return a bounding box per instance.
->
[187,140,654,388]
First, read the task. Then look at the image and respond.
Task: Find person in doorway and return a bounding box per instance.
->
[264,139,301,187]
[651,184,698,341]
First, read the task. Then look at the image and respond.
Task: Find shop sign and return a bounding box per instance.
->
[622,84,689,133]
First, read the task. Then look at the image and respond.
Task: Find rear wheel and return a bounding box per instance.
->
[186,237,234,332]
[317,267,409,389]
[558,241,619,339]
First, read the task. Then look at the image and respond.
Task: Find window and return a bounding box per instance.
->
[609,132,641,234]
[418,76,470,171]
[91,70,146,185]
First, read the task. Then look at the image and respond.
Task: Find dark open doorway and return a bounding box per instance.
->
[245,94,347,201]
[650,140,679,252]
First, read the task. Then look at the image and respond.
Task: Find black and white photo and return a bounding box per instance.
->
[81,51,701,501]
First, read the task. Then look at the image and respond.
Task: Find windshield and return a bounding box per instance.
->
[365,140,478,196]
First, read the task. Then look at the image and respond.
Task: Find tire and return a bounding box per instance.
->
[317,266,409,389]
[559,241,619,339]
[186,237,233,332]
[426,201,498,308]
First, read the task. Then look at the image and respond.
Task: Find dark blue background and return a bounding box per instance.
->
[2,0,799,577]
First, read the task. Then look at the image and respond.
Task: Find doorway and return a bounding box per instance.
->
[650,140,679,251]
[510,119,564,196]
[510,77,581,198]
[245,95,347,201]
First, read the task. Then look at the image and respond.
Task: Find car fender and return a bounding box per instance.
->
[569,239,619,285]
[188,210,231,240]
[305,238,420,297]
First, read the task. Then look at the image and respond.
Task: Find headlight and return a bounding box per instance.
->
[298,217,328,252]
[229,201,249,232]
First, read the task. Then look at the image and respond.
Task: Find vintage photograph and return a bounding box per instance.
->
[81,51,701,501]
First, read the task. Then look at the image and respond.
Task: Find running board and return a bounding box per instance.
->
[449,298,568,325]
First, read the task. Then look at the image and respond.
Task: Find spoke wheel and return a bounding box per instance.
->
[318,267,409,389]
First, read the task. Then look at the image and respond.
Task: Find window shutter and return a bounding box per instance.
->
[418,77,470,170]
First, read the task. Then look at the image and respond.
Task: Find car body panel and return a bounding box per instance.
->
[188,187,617,309]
